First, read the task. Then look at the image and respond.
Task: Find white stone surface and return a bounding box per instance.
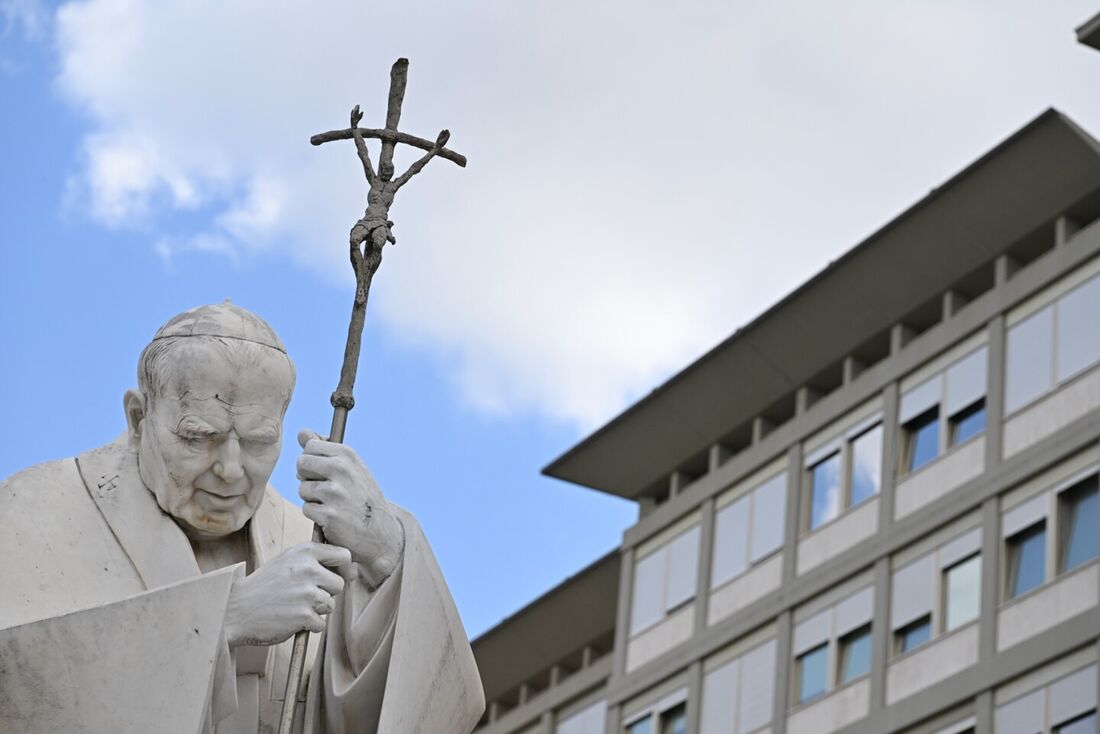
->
[626,604,694,672]
[997,563,1099,651]
[786,679,870,734]
[708,553,783,626]
[894,438,985,520]
[886,624,979,705]
[0,567,237,734]
[1003,366,1100,457]
[797,499,879,576]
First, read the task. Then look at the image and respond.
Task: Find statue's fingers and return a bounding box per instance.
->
[297,452,338,481]
[297,429,324,449]
[298,480,335,504]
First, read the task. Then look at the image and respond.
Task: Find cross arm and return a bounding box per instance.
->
[311,128,467,168]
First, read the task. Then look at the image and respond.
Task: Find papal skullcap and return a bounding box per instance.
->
[150,300,287,354]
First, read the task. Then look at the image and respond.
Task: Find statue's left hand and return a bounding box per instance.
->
[296,430,405,588]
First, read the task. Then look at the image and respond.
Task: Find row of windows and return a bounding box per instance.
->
[631,271,1100,637]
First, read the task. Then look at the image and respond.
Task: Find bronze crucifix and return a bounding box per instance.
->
[279,57,466,734]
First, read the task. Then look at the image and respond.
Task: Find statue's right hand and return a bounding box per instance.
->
[224,542,350,648]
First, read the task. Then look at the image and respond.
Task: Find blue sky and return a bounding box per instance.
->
[4,1,1100,638]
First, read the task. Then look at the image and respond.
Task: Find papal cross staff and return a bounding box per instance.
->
[278,57,466,734]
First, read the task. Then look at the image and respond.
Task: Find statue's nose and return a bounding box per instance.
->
[212,433,245,483]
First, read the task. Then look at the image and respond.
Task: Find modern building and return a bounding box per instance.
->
[472,17,1100,734]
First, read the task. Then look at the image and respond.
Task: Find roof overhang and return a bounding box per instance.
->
[472,551,620,704]
[1077,10,1100,51]
[544,109,1100,499]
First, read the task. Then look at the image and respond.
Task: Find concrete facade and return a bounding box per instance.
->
[472,25,1100,734]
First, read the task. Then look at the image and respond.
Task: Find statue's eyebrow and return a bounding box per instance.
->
[175,416,223,439]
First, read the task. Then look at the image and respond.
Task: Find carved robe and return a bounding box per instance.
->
[0,437,484,733]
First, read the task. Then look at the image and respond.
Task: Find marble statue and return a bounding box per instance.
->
[0,302,485,733]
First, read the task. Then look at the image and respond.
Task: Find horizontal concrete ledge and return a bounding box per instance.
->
[477,656,611,734]
[604,412,1100,707]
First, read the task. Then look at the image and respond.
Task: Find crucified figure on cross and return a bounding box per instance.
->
[347,103,449,253]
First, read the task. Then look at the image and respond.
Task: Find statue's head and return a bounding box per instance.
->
[123,303,296,540]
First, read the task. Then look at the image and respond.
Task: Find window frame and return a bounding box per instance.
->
[795,643,829,705]
[1004,520,1048,601]
[1058,476,1099,574]
[629,526,701,636]
[941,553,982,632]
[1005,272,1100,417]
[803,419,884,533]
[837,624,872,685]
[897,345,989,479]
[894,614,932,655]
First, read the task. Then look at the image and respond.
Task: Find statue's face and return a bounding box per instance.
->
[136,342,293,540]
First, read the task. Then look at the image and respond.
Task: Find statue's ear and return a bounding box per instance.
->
[123,389,147,446]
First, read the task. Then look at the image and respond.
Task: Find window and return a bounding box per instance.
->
[626,716,652,734]
[904,408,940,472]
[659,704,686,734]
[630,526,701,634]
[895,616,931,654]
[838,625,871,684]
[1059,477,1099,573]
[1055,711,1097,733]
[943,555,981,631]
[1006,274,1100,413]
[700,640,777,734]
[797,644,828,703]
[899,346,988,475]
[712,474,786,588]
[949,401,986,447]
[805,420,883,531]
[1006,522,1046,599]
[809,453,841,529]
[849,425,883,506]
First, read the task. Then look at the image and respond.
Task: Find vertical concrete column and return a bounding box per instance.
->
[974,690,995,734]
[603,704,621,734]
[843,356,866,385]
[708,443,732,473]
[771,610,794,734]
[684,660,704,734]
[978,497,1001,664]
[540,709,555,734]
[753,416,774,445]
[612,547,635,679]
[984,315,1007,470]
[891,323,916,355]
[868,557,891,713]
[694,498,716,634]
[782,444,803,583]
[942,290,968,320]
[995,255,1018,287]
[878,382,901,529]
[1055,215,1080,247]
[796,386,821,416]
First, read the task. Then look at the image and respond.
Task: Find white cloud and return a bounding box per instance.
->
[1,0,46,39]
[49,0,1100,429]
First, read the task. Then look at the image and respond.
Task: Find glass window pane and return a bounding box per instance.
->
[659,703,686,734]
[1061,479,1099,573]
[907,410,940,472]
[630,550,665,634]
[950,402,986,446]
[839,626,872,683]
[1006,306,1054,413]
[626,715,653,734]
[750,474,786,562]
[809,453,841,530]
[665,527,700,611]
[849,425,883,506]
[1056,275,1100,383]
[897,617,931,653]
[712,497,749,587]
[945,555,981,630]
[1055,711,1096,734]
[739,641,777,732]
[1009,523,1046,599]
[797,645,828,703]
